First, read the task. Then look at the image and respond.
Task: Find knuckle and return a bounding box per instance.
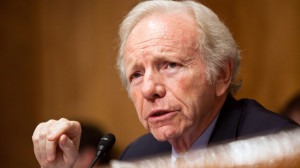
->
[73,120,80,126]
[72,121,81,129]
[59,118,68,122]
[33,122,46,140]
[59,118,73,127]
[61,121,71,129]
[47,119,56,124]
[36,122,45,130]
[48,126,55,134]
[32,135,39,143]
[37,122,45,127]
[39,131,47,139]
[39,128,48,138]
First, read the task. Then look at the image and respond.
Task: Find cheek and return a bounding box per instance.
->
[172,72,203,96]
[130,88,149,127]
[171,73,190,89]
[131,90,142,113]
[171,72,210,115]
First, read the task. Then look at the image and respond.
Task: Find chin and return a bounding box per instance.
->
[151,128,180,142]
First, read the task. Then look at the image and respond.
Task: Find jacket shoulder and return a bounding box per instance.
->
[237,98,298,137]
[118,133,171,161]
[209,96,299,144]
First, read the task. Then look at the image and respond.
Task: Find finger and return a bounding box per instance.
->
[40,120,57,162]
[35,120,58,167]
[38,122,50,162]
[47,118,81,143]
[46,139,57,161]
[32,123,44,164]
[58,134,78,165]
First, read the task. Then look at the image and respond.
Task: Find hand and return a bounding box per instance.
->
[32,118,81,168]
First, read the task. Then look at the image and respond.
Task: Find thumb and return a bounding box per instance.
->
[58,134,78,166]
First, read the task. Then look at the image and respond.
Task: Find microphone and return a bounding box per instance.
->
[88,133,116,168]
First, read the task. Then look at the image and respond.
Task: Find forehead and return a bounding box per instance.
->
[124,11,199,58]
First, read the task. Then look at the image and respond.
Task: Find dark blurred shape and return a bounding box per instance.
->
[73,123,112,168]
[281,93,300,125]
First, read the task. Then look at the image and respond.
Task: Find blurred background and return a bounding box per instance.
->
[0,0,299,167]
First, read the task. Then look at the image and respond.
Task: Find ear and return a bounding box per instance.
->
[215,59,233,97]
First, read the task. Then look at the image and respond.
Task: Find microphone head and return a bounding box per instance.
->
[98,133,116,153]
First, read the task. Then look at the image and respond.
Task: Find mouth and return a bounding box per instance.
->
[151,111,170,117]
[148,108,178,119]
[147,109,177,124]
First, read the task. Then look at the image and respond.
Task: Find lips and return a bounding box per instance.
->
[151,111,169,117]
[147,109,177,124]
[148,109,178,119]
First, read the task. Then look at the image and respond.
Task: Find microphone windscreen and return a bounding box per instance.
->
[98,133,116,152]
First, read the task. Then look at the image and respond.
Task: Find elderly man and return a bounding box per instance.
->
[32,0,298,167]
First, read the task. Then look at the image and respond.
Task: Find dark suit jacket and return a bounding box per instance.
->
[119,95,298,161]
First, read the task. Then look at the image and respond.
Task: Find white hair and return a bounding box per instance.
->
[117,0,241,94]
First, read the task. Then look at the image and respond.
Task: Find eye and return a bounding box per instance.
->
[132,73,141,78]
[167,62,178,68]
[129,72,142,82]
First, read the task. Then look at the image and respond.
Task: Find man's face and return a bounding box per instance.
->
[123,12,219,142]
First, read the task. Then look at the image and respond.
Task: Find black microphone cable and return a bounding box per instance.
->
[89,133,116,168]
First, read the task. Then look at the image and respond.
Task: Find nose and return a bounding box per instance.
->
[141,71,166,101]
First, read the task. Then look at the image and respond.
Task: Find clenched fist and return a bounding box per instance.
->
[32,118,81,168]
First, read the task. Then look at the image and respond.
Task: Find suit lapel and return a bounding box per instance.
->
[208,95,243,145]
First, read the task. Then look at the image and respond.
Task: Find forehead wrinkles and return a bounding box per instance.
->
[124,35,197,69]
[126,12,199,49]
[123,12,200,69]
[126,35,184,57]
[125,27,198,58]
